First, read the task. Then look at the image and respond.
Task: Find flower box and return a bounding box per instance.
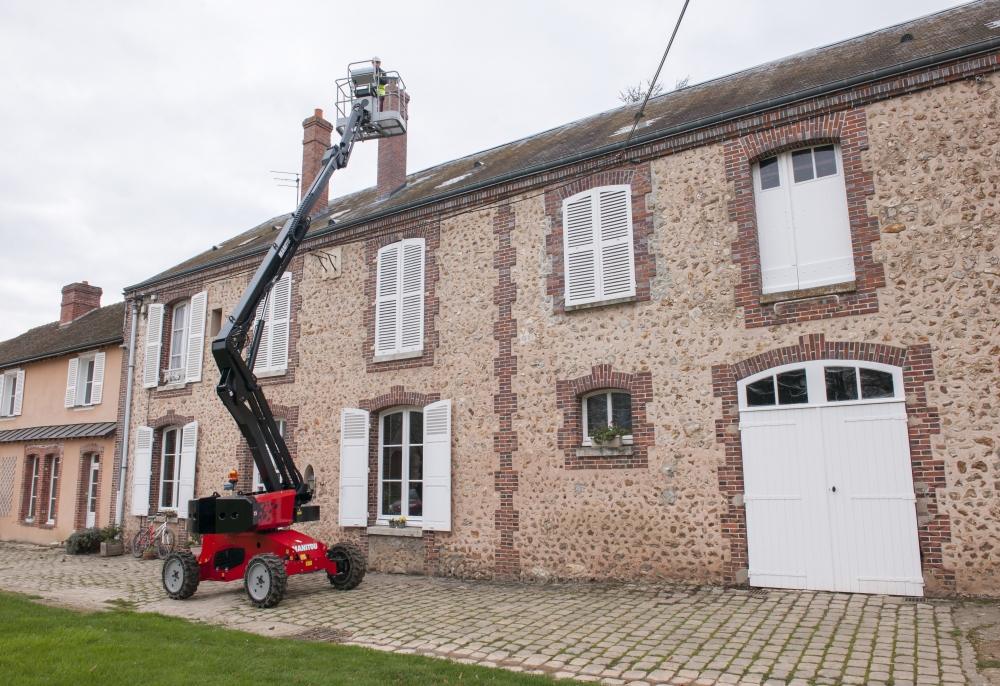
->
[100,540,124,557]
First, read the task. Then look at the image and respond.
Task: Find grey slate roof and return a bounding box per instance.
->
[0,302,126,369]
[130,0,1000,289]
[0,421,117,444]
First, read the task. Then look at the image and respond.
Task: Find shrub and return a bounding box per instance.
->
[100,523,124,542]
[65,527,103,555]
[588,424,630,445]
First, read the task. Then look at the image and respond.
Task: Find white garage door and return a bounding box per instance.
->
[738,361,924,596]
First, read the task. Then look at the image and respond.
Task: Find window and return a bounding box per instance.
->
[142,291,206,388]
[160,427,182,510]
[26,456,39,520]
[562,185,636,308]
[582,391,633,446]
[252,274,292,374]
[824,366,895,402]
[753,145,854,294]
[740,361,902,409]
[65,353,105,408]
[375,239,425,359]
[46,457,59,525]
[378,408,423,520]
[169,301,190,373]
[86,455,100,528]
[745,370,808,407]
[252,418,286,492]
[0,369,23,417]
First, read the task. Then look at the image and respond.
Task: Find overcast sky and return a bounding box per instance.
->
[0,0,971,340]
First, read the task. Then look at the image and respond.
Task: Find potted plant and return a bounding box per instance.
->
[99,523,125,557]
[589,423,630,447]
[388,516,407,529]
[157,509,178,524]
[142,544,158,560]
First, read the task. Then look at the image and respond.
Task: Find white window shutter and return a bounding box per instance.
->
[253,298,271,374]
[755,156,799,294]
[143,304,164,388]
[375,244,400,355]
[12,370,25,416]
[339,408,370,527]
[177,421,198,518]
[563,190,599,306]
[89,353,106,405]
[131,427,154,515]
[597,186,637,299]
[422,399,452,531]
[185,291,207,383]
[399,239,425,352]
[64,358,78,408]
[268,274,291,370]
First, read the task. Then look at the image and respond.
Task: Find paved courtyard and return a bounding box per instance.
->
[0,542,989,686]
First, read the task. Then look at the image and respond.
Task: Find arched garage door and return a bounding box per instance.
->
[738,361,923,596]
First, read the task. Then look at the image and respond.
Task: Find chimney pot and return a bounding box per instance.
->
[315,108,323,118]
[60,282,102,326]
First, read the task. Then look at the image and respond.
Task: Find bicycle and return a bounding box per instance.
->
[131,515,176,559]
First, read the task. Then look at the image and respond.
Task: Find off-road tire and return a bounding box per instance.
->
[326,541,365,590]
[243,553,287,608]
[162,550,200,600]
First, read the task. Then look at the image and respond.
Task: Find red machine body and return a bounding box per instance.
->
[197,529,337,583]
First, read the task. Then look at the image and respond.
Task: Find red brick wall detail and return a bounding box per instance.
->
[725,109,885,327]
[711,334,953,595]
[557,365,653,470]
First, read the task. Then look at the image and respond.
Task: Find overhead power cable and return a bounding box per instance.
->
[618,0,691,161]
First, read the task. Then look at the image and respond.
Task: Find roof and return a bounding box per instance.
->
[0,421,117,444]
[131,0,1000,290]
[0,302,125,369]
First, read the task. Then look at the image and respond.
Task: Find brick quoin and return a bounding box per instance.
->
[492,202,520,580]
[711,334,953,596]
[725,108,885,327]
[544,164,655,315]
[557,365,653,470]
[359,386,442,570]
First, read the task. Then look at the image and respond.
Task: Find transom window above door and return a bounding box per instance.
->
[753,145,855,295]
[739,361,903,410]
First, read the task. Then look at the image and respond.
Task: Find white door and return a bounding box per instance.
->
[86,455,100,528]
[739,361,923,596]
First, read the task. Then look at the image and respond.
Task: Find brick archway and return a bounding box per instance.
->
[712,334,954,595]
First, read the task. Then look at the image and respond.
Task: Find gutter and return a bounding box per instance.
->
[126,35,1000,292]
[114,299,139,526]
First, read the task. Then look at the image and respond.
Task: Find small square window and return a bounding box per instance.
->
[825,366,859,402]
[776,369,808,405]
[759,157,780,190]
[813,145,837,178]
[746,376,776,407]
[582,391,633,445]
[791,149,815,183]
[860,368,895,399]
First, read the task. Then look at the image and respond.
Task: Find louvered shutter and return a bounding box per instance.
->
[754,157,799,294]
[143,304,164,388]
[597,186,636,299]
[12,370,25,416]
[563,191,598,306]
[399,240,425,352]
[177,421,198,518]
[90,353,106,405]
[252,298,270,373]
[339,408,370,527]
[375,244,400,355]
[131,427,154,515]
[64,358,78,408]
[185,291,207,383]
[268,274,291,370]
[422,399,452,531]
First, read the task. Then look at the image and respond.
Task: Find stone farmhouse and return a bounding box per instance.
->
[112,2,1000,597]
[0,283,124,544]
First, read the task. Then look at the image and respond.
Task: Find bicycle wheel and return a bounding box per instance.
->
[157,529,176,559]
[131,530,149,558]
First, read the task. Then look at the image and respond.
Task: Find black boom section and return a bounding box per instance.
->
[211,102,370,507]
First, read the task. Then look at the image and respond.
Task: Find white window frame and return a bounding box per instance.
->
[0,370,21,417]
[752,144,855,295]
[46,456,60,525]
[252,418,286,492]
[581,390,634,447]
[376,406,424,525]
[86,454,100,528]
[738,361,904,411]
[159,426,183,511]
[26,455,39,521]
[77,354,97,407]
[168,301,191,379]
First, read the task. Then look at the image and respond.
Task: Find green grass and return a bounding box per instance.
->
[0,592,570,685]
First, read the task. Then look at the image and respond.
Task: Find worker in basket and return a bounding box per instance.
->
[353,56,389,112]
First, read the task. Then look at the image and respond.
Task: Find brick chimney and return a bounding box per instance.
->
[60,281,102,326]
[301,109,333,217]
[377,90,410,199]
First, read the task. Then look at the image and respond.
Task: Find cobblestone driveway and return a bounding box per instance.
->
[0,542,980,685]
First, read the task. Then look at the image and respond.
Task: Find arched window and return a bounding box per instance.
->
[582,390,632,447]
[303,465,315,493]
[739,361,902,409]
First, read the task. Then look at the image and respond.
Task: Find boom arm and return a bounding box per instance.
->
[211,101,369,506]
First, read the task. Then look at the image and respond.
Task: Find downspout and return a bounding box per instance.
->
[115,296,139,526]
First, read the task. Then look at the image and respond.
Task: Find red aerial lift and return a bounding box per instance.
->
[161,60,407,608]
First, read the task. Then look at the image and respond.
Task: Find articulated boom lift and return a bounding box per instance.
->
[161,61,407,608]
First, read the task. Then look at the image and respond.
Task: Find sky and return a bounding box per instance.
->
[0,0,972,341]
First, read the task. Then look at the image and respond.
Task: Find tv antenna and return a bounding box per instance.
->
[271,170,301,203]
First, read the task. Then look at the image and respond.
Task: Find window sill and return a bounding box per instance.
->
[73,405,95,412]
[575,446,634,458]
[759,281,856,305]
[255,368,287,379]
[368,525,423,538]
[0,416,14,421]
[373,350,424,364]
[565,295,637,313]
[157,382,186,392]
